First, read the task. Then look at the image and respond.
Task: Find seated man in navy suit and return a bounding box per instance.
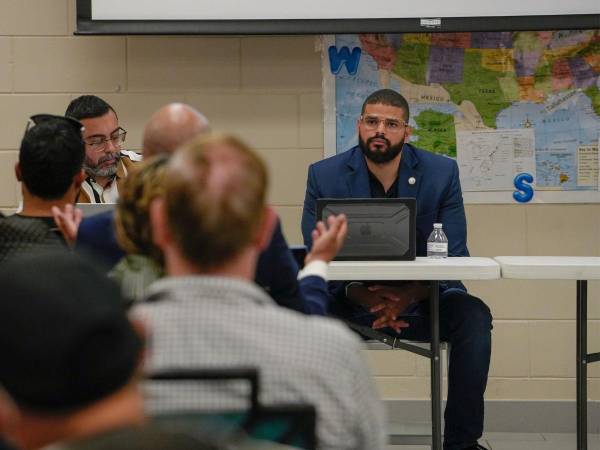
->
[55,103,340,315]
[301,89,492,450]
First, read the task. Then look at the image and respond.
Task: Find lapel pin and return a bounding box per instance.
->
[408,176,416,185]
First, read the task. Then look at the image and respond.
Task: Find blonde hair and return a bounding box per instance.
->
[164,133,268,270]
[115,154,169,264]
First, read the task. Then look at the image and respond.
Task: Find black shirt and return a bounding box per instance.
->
[0,214,67,262]
[367,169,399,198]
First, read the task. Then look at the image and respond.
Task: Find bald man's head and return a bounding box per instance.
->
[142,103,210,158]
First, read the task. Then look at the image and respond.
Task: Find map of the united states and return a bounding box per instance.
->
[332,30,600,194]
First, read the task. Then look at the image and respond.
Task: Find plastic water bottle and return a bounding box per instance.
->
[427,223,448,258]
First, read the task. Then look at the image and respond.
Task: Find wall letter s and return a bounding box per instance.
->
[513,173,534,203]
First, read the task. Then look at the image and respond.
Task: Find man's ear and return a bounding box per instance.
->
[404,125,412,143]
[149,197,171,250]
[14,163,22,182]
[255,206,277,252]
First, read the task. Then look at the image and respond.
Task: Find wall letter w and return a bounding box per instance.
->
[328,46,361,75]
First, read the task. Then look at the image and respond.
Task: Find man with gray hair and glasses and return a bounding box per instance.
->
[65,95,141,203]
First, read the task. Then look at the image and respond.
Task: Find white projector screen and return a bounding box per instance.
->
[76,0,600,34]
[92,0,600,21]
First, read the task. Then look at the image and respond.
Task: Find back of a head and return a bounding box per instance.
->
[361,88,410,120]
[115,154,170,263]
[19,118,85,200]
[0,251,143,415]
[142,103,210,158]
[164,134,268,269]
[65,95,116,120]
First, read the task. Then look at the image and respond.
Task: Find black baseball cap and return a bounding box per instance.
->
[0,251,143,414]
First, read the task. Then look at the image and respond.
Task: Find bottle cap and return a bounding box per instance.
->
[433,223,442,228]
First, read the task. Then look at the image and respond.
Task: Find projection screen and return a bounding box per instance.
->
[76,0,600,34]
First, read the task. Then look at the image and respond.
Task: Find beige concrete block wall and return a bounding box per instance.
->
[1,0,598,402]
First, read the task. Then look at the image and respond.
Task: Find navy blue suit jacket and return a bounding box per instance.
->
[302,144,469,257]
[77,211,329,314]
[77,210,124,267]
[255,220,330,315]
[301,144,469,295]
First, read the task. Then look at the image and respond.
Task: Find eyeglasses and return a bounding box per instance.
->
[84,127,127,153]
[360,115,408,133]
[25,114,85,136]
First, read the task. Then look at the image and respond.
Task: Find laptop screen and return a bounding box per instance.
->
[316,198,416,260]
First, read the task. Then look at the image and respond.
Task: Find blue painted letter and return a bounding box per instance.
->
[328,46,361,75]
[513,173,534,203]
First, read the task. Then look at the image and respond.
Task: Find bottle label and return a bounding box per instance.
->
[427,242,448,253]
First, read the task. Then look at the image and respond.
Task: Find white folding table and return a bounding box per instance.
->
[329,257,500,450]
[494,256,600,450]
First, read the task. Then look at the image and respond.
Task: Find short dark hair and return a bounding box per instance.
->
[19,118,85,200]
[361,89,410,121]
[65,95,117,121]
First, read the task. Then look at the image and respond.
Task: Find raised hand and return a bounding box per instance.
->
[305,214,348,265]
[51,203,83,247]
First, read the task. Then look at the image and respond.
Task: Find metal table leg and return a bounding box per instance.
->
[430,280,442,450]
[576,280,587,450]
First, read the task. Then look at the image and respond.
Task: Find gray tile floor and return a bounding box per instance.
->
[386,432,600,449]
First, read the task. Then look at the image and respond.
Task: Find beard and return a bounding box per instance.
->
[359,133,403,164]
[83,152,121,178]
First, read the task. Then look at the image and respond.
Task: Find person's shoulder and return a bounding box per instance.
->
[132,279,176,315]
[120,150,143,162]
[1,214,23,224]
[118,151,142,177]
[0,215,66,257]
[83,209,115,223]
[134,278,361,347]
[80,210,114,233]
[0,215,34,236]
[119,151,143,175]
[310,146,359,173]
[1,214,48,229]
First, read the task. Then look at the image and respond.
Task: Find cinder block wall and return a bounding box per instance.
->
[0,0,598,401]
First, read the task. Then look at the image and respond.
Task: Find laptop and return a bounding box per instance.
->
[316,198,416,261]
